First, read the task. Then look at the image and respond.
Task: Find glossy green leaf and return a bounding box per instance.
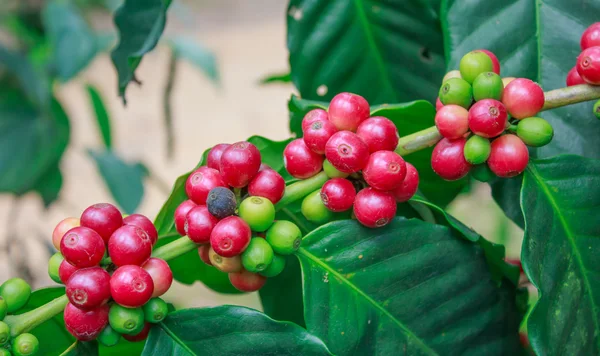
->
[0,45,50,107]
[298,217,523,355]
[86,85,112,149]
[170,37,219,84]
[33,164,63,207]
[287,0,445,104]
[521,155,600,354]
[259,255,305,327]
[141,306,331,355]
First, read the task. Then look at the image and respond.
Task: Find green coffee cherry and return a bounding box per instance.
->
[323,159,349,178]
[0,278,31,313]
[0,321,9,346]
[265,221,302,255]
[301,190,333,224]
[109,304,145,335]
[472,164,496,183]
[48,253,64,284]
[438,78,473,109]
[12,333,38,356]
[464,135,491,165]
[442,70,462,83]
[143,298,169,324]
[472,72,504,101]
[459,51,494,84]
[98,325,121,347]
[241,238,274,273]
[516,117,554,147]
[238,196,275,232]
[0,298,7,320]
[0,349,10,356]
[260,254,286,278]
[594,100,600,119]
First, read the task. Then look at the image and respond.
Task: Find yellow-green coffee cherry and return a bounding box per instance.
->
[516,117,554,147]
[439,78,473,109]
[464,135,491,165]
[473,72,504,101]
[459,51,494,84]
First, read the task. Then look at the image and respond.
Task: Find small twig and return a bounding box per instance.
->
[163,49,177,159]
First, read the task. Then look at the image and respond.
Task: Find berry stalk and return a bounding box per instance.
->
[3,295,68,337]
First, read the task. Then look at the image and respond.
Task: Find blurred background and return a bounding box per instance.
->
[0,0,523,310]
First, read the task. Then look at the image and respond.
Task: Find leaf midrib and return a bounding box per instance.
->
[298,247,438,356]
[159,321,198,356]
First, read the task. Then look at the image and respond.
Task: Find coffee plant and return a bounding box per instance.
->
[0,0,599,355]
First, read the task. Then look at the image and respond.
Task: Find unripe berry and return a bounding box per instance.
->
[438,78,473,109]
[478,49,501,75]
[98,326,121,347]
[174,200,196,236]
[435,105,469,139]
[0,322,8,346]
[60,227,106,268]
[464,135,491,165]
[581,22,600,50]
[459,50,494,84]
[0,278,31,313]
[265,221,302,255]
[66,267,111,310]
[468,99,508,138]
[220,141,262,188]
[328,92,370,132]
[301,108,328,132]
[210,216,251,257]
[284,139,324,179]
[303,119,338,154]
[48,252,64,284]
[566,66,586,86]
[391,162,419,203]
[353,188,396,228]
[207,143,231,171]
[301,189,333,224]
[363,151,407,191]
[185,205,219,244]
[80,203,123,244]
[502,79,545,119]
[431,138,472,181]
[248,169,286,204]
[577,46,600,84]
[471,164,496,183]
[320,178,356,212]
[109,304,145,335]
[141,258,173,298]
[516,117,554,147]
[197,244,212,265]
[241,238,274,273]
[208,247,242,273]
[356,117,399,153]
[110,265,154,308]
[472,72,503,101]
[12,333,39,356]
[52,217,80,250]
[229,269,267,292]
[64,303,109,341]
[143,298,168,323]
[123,214,158,245]
[108,225,153,267]
[322,159,349,178]
[239,196,276,232]
[185,167,227,205]
[594,100,600,119]
[59,260,79,284]
[435,97,444,111]
[260,254,286,278]
[122,323,151,342]
[325,131,370,173]
[0,298,7,320]
[488,135,529,178]
[442,70,462,83]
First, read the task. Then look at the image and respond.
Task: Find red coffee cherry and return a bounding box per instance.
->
[210,216,251,257]
[207,143,231,171]
[61,227,106,268]
[303,119,338,154]
[320,178,356,212]
[284,139,324,179]
[577,46,600,85]
[220,141,262,188]
[435,97,444,111]
[197,245,212,266]
[110,265,154,308]
[185,205,219,244]
[431,138,471,181]
[328,92,370,132]
[108,225,153,267]
[502,78,545,119]
[142,258,173,298]
[435,105,469,139]
[468,99,508,138]
[363,151,408,191]
[229,269,267,292]
[185,167,227,205]
[64,303,109,341]
[478,49,501,75]
[80,203,123,244]
[566,66,586,86]
[59,260,79,284]
[52,217,80,250]
[581,22,600,50]
[248,169,286,204]
[122,323,151,342]
[353,188,396,228]
[356,116,399,152]
[174,200,197,236]
[392,162,419,203]
[66,267,111,310]
[325,131,370,173]
[301,108,329,132]
[123,214,158,245]
[488,135,529,178]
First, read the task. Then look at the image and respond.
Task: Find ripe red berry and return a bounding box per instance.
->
[207,143,230,171]
[325,131,370,173]
[435,97,444,111]
[577,46,600,85]
[122,323,151,342]
[185,167,227,205]
[110,265,154,308]
[248,169,285,204]
[197,245,212,266]
[363,151,407,191]
[356,116,399,152]
[488,135,529,178]
[185,205,219,244]
[502,78,545,119]
[80,203,123,244]
[353,188,396,228]
[468,99,508,138]
[392,162,419,202]
[59,260,79,284]
[566,66,586,86]
[174,200,196,236]
[229,269,267,292]
[435,105,469,139]
[52,217,80,250]
[123,214,157,245]
[303,119,338,154]
[284,139,324,179]
[328,92,370,132]
[108,225,153,267]
[320,178,356,212]
[478,49,501,75]
[64,303,109,341]
[210,216,251,257]
[301,108,329,132]
[219,141,262,188]
[581,22,600,50]
[66,267,111,310]
[141,258,173,298]
[60,227,106,268]
[431,138,472,181]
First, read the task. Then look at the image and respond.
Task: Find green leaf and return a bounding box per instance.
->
[169,37,219,84]
[141,306,331,355]
[298,217,523,355]
[33,164,63,207]
[0,45,50,107]
[87,150,146,214]
[521,155,600,354]
[111,0,172,101]
[86,85,112,149]
[259,255,305,327]
[287,0,445,104]
[259,71,292,85]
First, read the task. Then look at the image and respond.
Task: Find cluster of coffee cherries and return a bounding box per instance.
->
[174,142,302,292]
[48,204,173,345]
[284,93,419,228]
[0,278,39,356]
[434,49,554,181]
